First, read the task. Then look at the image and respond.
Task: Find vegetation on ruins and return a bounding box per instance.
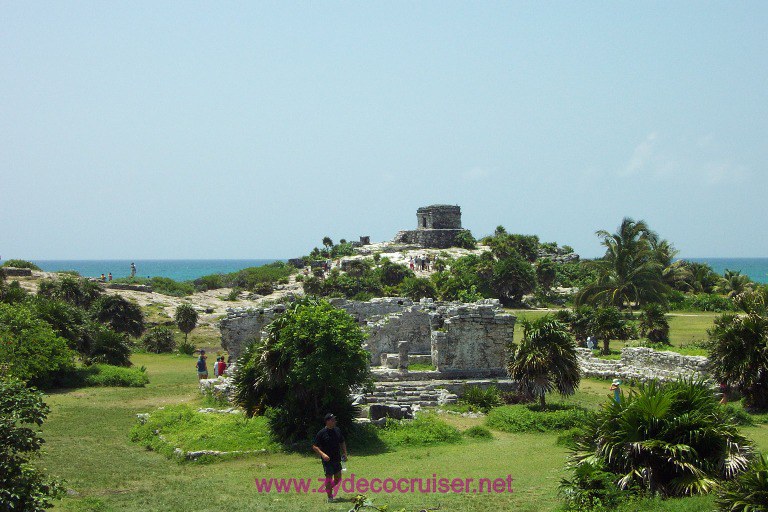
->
[0,378,64,511]
[566,380,753,504]
[506,315,581,408]
[708,289,768,411]
[1,259,42,270]
[232,298,371,443]
[174,303,198,351]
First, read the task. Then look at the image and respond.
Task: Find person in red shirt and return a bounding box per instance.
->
[217,358,227,376]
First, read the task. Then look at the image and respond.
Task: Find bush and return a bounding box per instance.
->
[463,425,493,439]
[141,326,176,354]
[669,293,736,312]
[56,364,149,388]
[0,303,76,387]
[91,295,145,337]
[486,404,592,433]
[378,414,462,447]
[399,277,437,300]
[30,297,90,354]
[378,260,413,287]
[560,460,627,511]
[1,280,28,304]
[459,385,503,413]
[37,276,102,309]
[232,298,371,444]
[453,230,477,250]
[0,378,64,510]
[87,325,132,367]
[1,259,41,270]
[130,405,278,459]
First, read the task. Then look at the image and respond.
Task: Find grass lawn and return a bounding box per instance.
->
[37,310,767,512]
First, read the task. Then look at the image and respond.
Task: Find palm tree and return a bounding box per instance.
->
[507,316,581,408]
[716,453,768,512]
[651,239,692,292]
[708,289,768,410]
[716,270,754,298]
[570,379,753,497]
[174,303,198,350]
[576,218,669,309]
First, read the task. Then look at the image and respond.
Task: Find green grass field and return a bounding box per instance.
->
[37,312,768,512]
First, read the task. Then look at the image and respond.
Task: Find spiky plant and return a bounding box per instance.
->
[716,453,768,512]
[570,379,753,497]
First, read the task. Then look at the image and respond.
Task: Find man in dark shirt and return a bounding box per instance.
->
[312,413,348,503]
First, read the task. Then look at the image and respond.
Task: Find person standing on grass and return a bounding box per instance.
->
[312,413,348,503]
[610,379,622,403]
[217,357,227,376]
[130,262,136,278]
[196,350,208,380]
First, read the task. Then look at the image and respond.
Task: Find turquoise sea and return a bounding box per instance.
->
[16,257,768,285]
[684,258,768,285]
[29,259,283,282]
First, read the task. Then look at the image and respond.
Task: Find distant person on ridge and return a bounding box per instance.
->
[130,262,136,278]
[108,272,112,282]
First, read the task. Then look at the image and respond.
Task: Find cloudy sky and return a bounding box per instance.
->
[1,2,766,259]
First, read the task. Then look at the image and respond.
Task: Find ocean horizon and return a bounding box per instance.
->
[28,259,284,282]
[17,256,768,284]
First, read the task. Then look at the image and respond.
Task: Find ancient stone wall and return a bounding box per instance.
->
[219,304,286,357]
[576,347,711,382]
[431,304,516,376]
[392,229,466,249]
[416,205,462,229]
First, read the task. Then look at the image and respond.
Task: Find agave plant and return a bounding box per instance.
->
[570,379,753,497]
[507,315,581,408]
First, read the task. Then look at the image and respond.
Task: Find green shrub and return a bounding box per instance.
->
[37,276,102,309]
[486,404,592,433]
[379,414,462,447]
[0,378,64,510]
[0,303,76,387]
[669,293,736,312]
[1,259,41,270]
[91,295,145,337]
[459,385,504,413]
[141,326,176,353]
[253,282,274,295]
[454,230,477,249]
[560,460,627,511]
[0,280,28,304]
[87,325,132,367]
[56,364,149,388]
[399,276,437,300]
[130,404,278,458]
[463,425,493,439]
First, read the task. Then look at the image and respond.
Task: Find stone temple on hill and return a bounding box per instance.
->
[392,204,466,248]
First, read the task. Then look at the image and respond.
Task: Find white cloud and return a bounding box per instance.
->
[622,132,658,176]
[463,167,492,181]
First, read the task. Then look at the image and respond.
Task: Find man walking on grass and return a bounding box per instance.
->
[312,413,348,503]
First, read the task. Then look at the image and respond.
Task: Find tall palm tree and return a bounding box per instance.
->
[576,218,669,309]
[507,316,581,408]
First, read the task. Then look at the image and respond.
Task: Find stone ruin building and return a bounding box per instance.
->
[220,297,515,378]
[393,204,467,248]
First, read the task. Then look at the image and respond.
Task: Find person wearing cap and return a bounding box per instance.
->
[312,413,348,503]
[610,379,622,403]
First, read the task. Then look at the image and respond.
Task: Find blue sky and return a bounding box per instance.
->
[1,2,766,259]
